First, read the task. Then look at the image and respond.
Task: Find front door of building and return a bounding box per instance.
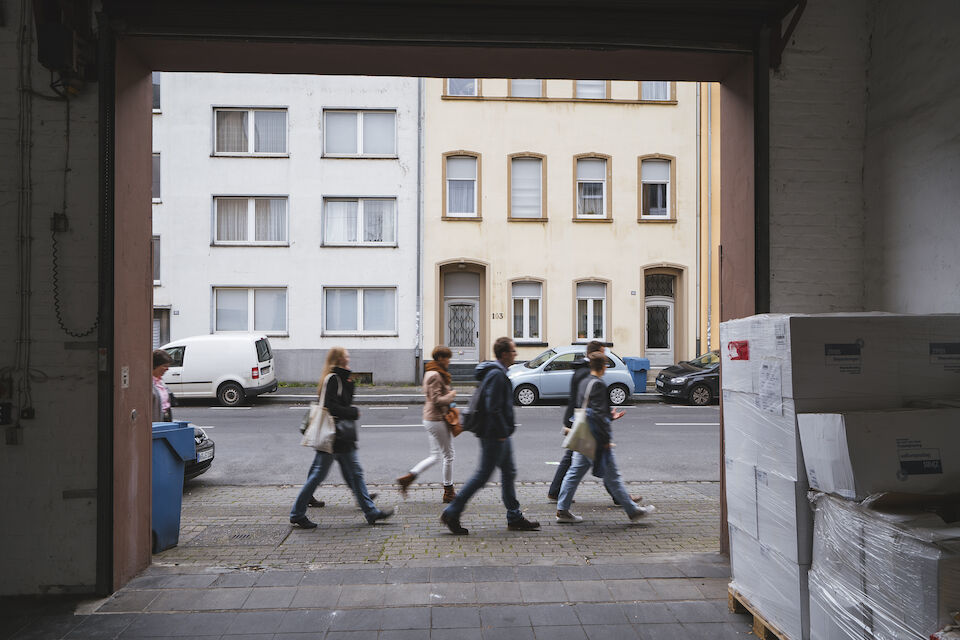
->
[645,297,675,367]
[445,299,479,362]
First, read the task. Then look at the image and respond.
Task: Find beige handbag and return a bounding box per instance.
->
[300,374,337,453]
[561,378,598,459]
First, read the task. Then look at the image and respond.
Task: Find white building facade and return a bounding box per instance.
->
[152,73,422,383]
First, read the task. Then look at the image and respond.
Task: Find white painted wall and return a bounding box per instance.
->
[153,74,421,382]
[0,2,101,594]
[862,0,960,312]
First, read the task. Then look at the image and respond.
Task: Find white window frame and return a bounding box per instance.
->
[322,109,398,158]
[509,156,544,219]
[213,196,289,246]
[640,159,671,219]
[575,282,607,343]
[213,287,288,336]
[152,153,161,203]
[152,235,161,285]
[322,197,398,246]
[213,107,289,156]
[576,157,607,218]
[447,78,478,96]
[322,287,398,336]
[511,281,543,343]
[445,154,479,218]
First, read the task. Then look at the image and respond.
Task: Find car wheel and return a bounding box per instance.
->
[689,383,713,406]
[607,384,629,406]
[217,381,245,407]
[514,384,538,406]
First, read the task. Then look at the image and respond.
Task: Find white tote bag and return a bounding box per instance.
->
[300,374,338,454]
[562,378,598,460]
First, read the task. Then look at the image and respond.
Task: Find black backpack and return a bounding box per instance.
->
[460,368,494,437]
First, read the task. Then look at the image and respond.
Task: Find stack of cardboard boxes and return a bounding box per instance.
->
[720,313,960,640]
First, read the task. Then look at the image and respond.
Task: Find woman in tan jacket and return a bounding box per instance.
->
[396,346,458,502]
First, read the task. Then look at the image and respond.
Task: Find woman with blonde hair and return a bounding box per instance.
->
[396,345,458,503]
[289,347,395,529]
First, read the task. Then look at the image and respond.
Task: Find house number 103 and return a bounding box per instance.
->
[491,312,504,319]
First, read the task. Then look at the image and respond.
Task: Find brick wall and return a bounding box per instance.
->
[768,0,871,312]
[0,5,101,594]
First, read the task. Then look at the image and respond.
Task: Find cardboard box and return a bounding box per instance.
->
[808,570,868,640]
[798,408,960,500]
[723,389,805,479]
[729,524,811,640]
[725,456,758,538]
[756,469,813,565]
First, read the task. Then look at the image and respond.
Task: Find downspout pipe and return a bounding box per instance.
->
[414,77,424,384]
[695,82,702,357]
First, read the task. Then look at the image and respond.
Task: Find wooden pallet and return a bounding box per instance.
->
[728,585,792,640]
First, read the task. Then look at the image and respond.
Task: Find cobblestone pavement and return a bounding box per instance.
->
[159,481,720,570]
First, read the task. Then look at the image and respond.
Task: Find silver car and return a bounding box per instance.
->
[507,345,635,406]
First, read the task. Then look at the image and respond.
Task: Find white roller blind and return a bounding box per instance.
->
[324,112,357,154]
[511,158,541,218]
[444,272,480,297]
[448,78,476,96]
[512,281,541,298]
[363,289,396,331]
[577,282,606,298]
[447,156,476,179]
[511,79,541,97]
[642,81,669,100]
[362,112,396,154]
[254,289,286,332]
[576,80,605,99]
[216,290,248,331]
[325,289,358,331]
[577,158,605,180]
[642,159,670,182]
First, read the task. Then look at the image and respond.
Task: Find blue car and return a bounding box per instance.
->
[507,345,635,406]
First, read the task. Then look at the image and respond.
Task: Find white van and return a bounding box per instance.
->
[160,334,279,406]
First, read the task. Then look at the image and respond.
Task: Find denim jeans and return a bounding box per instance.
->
[557,450,640,517]
[291,449,379,521]
[442,437,523,524]
[548,448,616,500]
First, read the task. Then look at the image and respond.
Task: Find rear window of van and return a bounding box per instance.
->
[256,339,272,363]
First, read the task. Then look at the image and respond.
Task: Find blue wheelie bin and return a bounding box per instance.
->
[623,357,651,393]
[151,421,196,553]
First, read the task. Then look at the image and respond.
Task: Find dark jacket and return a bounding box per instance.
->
[475,360,515,440]
[561,356,591,428]
[577,375,613,476]
[322,367,359,452]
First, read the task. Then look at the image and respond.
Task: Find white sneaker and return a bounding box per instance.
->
[556,510,583,523]
[628,505,656,522]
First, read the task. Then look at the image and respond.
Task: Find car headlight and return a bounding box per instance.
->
[671,376,687,384]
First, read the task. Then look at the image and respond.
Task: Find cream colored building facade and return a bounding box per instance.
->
[423,78,710,373]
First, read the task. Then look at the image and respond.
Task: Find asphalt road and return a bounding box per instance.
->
[173,401,721,487]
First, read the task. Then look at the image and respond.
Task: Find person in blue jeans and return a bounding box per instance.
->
[440,337,540,535]
[290,347,395,529]
[556,352,656,524]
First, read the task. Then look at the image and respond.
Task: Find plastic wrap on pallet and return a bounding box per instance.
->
[723,389,804,479]
[809,569,871,640]
[757,468,814,565]
[810,493,960,638]
[799,407,960,500]
[729,524,810,640]
[726,456,758,538]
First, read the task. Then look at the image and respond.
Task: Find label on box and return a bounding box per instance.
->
[824,342,863,374]
[728,340,750,361]
[758,359,783,415]
[896,438,943,476]
[929,343,960,373]
[774,320,788,349]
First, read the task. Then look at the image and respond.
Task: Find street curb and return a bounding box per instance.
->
[259,391,665,406]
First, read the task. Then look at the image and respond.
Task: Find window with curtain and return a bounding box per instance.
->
[576,282,606,341]
[151,153,161,201]
[323,198,396,245]
[511,79,541,97]
[642,81,670,101]
[215,197,287,244]
[324,287,397,334]
[152,236,160,283]
[152,72,161,110]
[510,157,542,219]
[447,78,477,96]
[512,281,542,342]
[576,80,606,99]
[576,158,606,217]
[641,159,670,217]
[323,110,396,156]
[215,108,287,154]
[215,288,287,333]
[446,155,477,216]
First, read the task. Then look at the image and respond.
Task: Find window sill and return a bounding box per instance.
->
[574,340,613,347]
[210,153,290,158]
[508,217,548,222]
[443,96,678,106]
[153,281,161,287]
[442,215,482,221]
[637,217,677,224]
[322,242,398,248]
[516,341,548,347]
[322,154,399,160]
[152,199,162,204]
[322,332,399,337]
[211,242,291,247]
[572,217,613,223]
[152,109,162,114]
[216,331,289,337]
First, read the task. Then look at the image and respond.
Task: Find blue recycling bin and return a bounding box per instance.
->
[623,357,651,393]
[151,421,196,553]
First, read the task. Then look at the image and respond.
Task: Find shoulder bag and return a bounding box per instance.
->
[561,377,598,459]
[300,374,338,453]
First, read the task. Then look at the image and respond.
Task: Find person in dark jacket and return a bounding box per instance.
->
[289,347,395,529]
[440,337,540,535]
[547,341,640,506]
[555,352,656,524]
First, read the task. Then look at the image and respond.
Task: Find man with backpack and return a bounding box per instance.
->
[440,337,541,535]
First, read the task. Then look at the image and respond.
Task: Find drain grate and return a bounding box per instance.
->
[184,525,291,548]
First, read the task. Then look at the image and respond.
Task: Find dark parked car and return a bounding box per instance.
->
[184,426,215,480]
[654,351,720,406]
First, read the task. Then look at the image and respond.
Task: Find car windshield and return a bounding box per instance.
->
[687,351,720,368]
[525,349,556,369]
